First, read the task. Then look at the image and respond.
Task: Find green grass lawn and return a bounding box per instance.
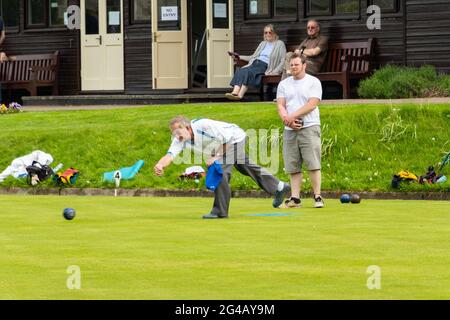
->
[1,195,449,299]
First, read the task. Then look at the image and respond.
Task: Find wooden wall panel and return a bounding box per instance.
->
[4,1,449,96]
[406,0,450,73]
[233,0,406,70]
[3,0,80,95]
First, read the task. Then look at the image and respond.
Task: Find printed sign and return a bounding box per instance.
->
[109,11,120,26]
[214,3,227,18]
[250,1,258,14]
[161,6,178,21]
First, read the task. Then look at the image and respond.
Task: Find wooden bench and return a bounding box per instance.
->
[0,51,60,97]
[235,39,374,100]
[316,39,374,99]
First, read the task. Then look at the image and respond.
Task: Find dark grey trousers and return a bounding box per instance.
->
[229,59,268,88]
[210,140,280,217]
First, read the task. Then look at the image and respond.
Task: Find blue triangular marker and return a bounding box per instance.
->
[103,160,145,182]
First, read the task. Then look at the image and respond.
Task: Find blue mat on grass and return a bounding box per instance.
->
[103,160,145,182]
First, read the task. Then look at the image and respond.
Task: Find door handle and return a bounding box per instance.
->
[95,35,102,45]
[153,32,158,42]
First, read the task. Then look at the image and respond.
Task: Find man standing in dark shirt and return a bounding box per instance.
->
[283,20,328,78]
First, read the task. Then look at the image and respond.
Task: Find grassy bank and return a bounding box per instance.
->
[0,102,449,192]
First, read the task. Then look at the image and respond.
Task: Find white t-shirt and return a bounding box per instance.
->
[276,73,322,130]
[167,119,246,158]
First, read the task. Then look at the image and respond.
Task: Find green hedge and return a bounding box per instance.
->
[358,65,450,99]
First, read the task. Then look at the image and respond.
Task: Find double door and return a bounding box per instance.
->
[152,0,234,89]
[80,0,124,91]
[80,1,234,91]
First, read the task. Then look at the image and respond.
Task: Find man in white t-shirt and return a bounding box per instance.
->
[154,116,290,219]
[276,53,324,208]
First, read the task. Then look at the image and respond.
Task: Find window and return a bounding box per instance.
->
[212,0,229,29]
[246,0,297,19]
[0,0,20,28]
[85,0,98,34]
[26,0,68,28]
[307,0,359,16]
[309,0,331,15]
[369,0,399,13]
[247,0,270,18]
[28,0,46,27]
[132,0,151,23]
[336,0,359,14]
[107,0,121,33]
[274,0,298,17]
[50,0,68,26]
[157,0,181,31]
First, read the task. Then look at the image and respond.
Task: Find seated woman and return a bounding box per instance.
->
[226,24,286,101]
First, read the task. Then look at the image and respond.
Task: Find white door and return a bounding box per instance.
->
[81,0,124,91]
[152,0,188,89]
[206,0,234,88]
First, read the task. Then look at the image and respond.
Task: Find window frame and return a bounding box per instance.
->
[368,0,399,13]
[25,0,69,29]
[49,0,70,27]
[273,0,300,19]
[131,0,151,24]
[306,0,361,17]
[245,0,271,19]
[245,0,297,21]
[334,0,361,16]
[307,0,332,16]
[367,0,402,17]
[0,0,20,30]
[26,0,47,28]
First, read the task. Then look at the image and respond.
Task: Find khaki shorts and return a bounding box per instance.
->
[283,126,322,174]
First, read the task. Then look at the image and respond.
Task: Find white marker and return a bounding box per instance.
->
[114,170,121,197]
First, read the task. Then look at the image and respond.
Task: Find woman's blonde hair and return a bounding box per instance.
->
[263,24,279,41]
